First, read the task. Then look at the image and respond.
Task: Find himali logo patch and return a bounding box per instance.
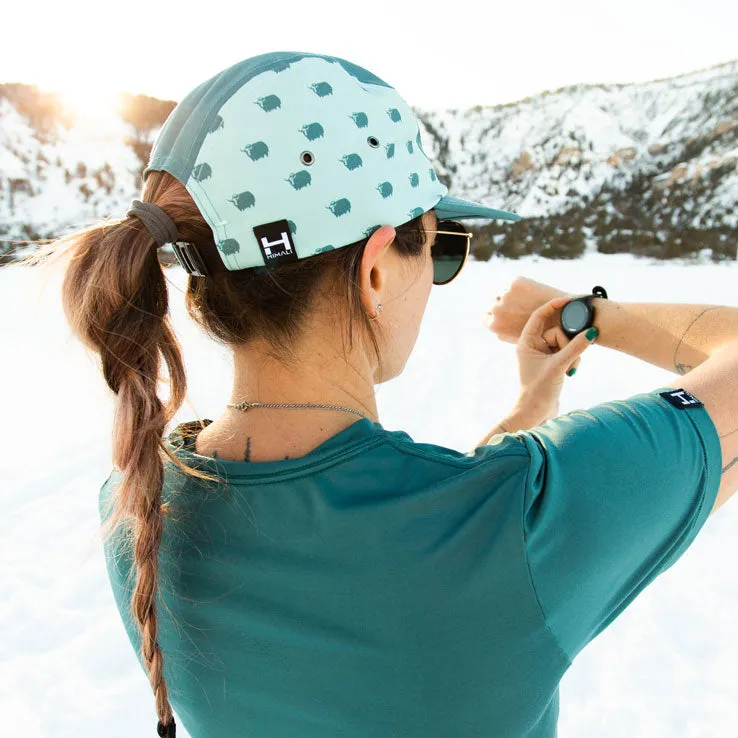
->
[658,388,704,410]
[253,219,298,266]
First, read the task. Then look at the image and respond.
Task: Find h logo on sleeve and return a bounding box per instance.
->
[253,219,298,266]
[659,389,704,410]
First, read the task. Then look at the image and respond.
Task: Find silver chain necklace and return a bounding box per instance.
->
[227,304,382,421]
[226,400,372,421]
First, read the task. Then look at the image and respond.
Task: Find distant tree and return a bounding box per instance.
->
[469,229,496,262]
[498,232,531,259]
[539,228,585,259]
[0,83,73,137]
[117,92,177,141]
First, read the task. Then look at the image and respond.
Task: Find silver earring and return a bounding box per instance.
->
[368,303,383,321]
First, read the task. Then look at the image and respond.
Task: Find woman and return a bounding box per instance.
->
[31,51,736,737]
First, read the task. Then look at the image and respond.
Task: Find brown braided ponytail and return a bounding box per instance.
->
[22,169,430,735]
[22,170,225,736]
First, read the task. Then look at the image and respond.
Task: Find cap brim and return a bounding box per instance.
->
[432,194,520,222]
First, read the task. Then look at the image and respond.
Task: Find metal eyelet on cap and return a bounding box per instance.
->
[300,151,314,165]
[367,136,380,148]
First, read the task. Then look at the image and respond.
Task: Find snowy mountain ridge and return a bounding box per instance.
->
[415,59,737,225]
[1,58,736,264]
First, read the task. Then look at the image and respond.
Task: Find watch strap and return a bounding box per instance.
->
[582,285,608,308]
[591,285,608,300]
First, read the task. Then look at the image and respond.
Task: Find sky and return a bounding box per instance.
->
[3,0,737,120]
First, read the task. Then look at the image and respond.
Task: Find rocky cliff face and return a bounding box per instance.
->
[1,61,736,265]
[414,60,737,260]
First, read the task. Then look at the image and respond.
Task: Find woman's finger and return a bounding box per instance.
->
[542,325,572,353]
[555,327,598,370]
[566,357,582,376]
[519,296,573,348]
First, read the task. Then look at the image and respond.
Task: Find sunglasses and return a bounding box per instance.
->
[425,220,473,285]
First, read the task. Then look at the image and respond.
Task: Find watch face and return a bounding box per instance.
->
[561,300,589,332]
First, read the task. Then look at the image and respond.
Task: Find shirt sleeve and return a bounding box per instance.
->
[514,385,723,663]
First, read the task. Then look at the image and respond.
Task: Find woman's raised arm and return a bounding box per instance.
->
[590,298,738,375]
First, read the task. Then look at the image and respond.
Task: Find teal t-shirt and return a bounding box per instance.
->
[99,386,722,738]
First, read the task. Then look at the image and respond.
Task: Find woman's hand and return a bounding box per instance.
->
[484,277,573,345]
[509,296,598,423]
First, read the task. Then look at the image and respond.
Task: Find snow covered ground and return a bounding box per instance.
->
[2,251,737,737]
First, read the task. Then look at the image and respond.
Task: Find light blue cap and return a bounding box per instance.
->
[143,50,520,273]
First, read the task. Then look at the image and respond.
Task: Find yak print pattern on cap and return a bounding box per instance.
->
[183,54,448,272]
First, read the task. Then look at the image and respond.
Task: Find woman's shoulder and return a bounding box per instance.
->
[379,425,530,469]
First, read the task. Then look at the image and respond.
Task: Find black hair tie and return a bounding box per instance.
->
[126,199,180,249]
[157,717,176,737]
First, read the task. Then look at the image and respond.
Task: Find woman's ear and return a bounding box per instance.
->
[359,225,396,312]
[365,225,396,257]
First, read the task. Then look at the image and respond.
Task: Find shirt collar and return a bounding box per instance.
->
[165,416,384,477]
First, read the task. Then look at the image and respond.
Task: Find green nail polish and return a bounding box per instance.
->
[567,367,577,377]
[585,327,598,341]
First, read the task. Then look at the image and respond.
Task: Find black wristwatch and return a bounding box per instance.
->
[560,285,608,338]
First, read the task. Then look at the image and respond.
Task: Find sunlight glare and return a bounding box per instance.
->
[55,83,125,125]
